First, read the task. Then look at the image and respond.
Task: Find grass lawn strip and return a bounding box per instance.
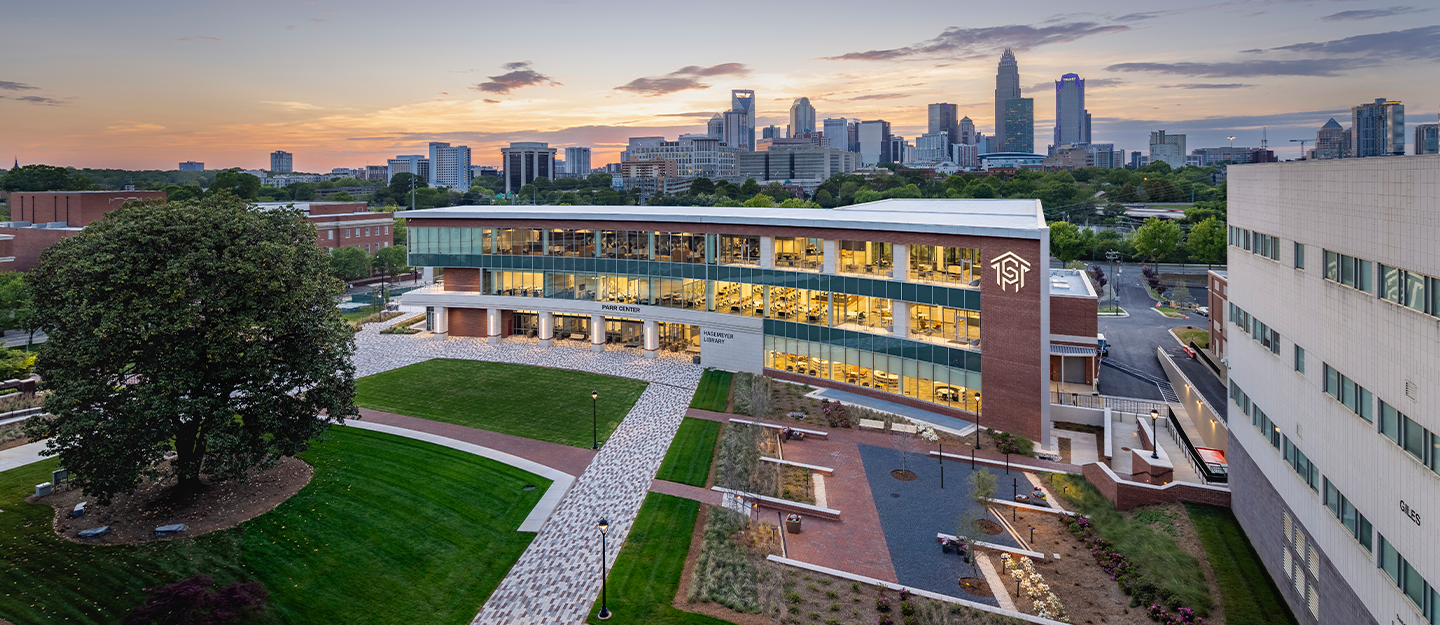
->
[0,427,545,625]
[1185,504,1298,625]
[689,370,734,413]
[588,493,735,625]
[355,359,648,448]
[656,419,723,487]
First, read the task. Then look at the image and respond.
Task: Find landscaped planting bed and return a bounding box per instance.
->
[0,427,546,625]
[354,359,648,448]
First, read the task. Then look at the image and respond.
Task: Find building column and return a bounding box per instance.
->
[423,266,435,284]
[760,236,774,269]
[487,308,502,344]
[822,239,838,274]
[892,244,908,281]
[538,311,554,347]
[432,306,448,334]
[643,319,658,359]
[892,301,908,338]
[590,314,605,352]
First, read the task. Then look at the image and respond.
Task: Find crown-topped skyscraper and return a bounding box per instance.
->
[993,49,1021,153]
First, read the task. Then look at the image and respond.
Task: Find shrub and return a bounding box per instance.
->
[123,575,269,625]
[875,597,891,612]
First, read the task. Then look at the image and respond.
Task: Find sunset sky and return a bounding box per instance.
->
[2,0,1437,172]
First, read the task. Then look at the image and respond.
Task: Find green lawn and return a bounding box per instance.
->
[0,427,545,625]
[688,370,733,413]
[1185,504,1298,625]
[1175,328,1210,349]
[587,493,734,625]
[655,419,722,487]
[1044,473,1211,614]
[355,359,649,448]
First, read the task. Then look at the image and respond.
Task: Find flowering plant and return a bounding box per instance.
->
[875,597,891,611]
[897,588,912,602]
[785,513,801,523]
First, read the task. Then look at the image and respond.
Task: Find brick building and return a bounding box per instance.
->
[256,202,395,254]
[402,199,1098,443]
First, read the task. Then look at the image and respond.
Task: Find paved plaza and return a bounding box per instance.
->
[355,315,706,625]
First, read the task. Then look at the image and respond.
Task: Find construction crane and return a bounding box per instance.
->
[1290,138,1312,160]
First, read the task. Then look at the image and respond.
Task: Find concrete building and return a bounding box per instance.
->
[823,118,849,151]
[1149,130,1187,168]
[621,135,738,180]
[914,132,952,163]
[387,155,429,182]
[1191,146,1276,166]
[790,97,816,137]
[1350,98,1405,158]
[403,199,1102,446]
[501,142,558,195]
[762,125,784,140]
[565,147,593,177]
[928,104,960,146]
[270,150,293,173]
[707,114,724,138]
[1002,98,1034,154]
[365,165,390,181]
[735,145,859,182]
[857,120,892,166]
[1053,74,1088,148]
[178,161,204,172]
[430,144,472,189]
[888,136,910,165]
[954,143,979,169]
[1206,269,1227,361]
[1415,122,1438,155]
[256,201,395,254]
[1314,119,1346,160]
[1226,156,1440,625]
[993,49,1022,153]
[959,117,976,145]
[730,90,756,151]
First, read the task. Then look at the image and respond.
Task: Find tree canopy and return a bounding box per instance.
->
[209,170,262,200]
[1132,217,1183,263]
[329,246,372,282]
[23,193,357,501]
[0,165,99,192]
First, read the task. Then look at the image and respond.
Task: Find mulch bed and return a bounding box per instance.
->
[34,457,313,545]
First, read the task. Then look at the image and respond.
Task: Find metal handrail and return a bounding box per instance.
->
[1051,391,1168,417]
[1167,407,1228,485]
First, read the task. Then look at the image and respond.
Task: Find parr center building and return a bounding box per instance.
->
[403,198,1099,443]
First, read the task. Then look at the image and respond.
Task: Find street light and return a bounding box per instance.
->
[1150,409,1160,459]
[592,391,600,450]
[597,517,611,620]
[974,392,982,450]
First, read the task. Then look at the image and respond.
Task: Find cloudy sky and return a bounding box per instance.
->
[2,0,1437,171]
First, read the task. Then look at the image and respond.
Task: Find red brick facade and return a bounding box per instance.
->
[10,191,166,227]
[309,202,394,253]
[1081,463,1231,511]
[977,238,1045,440]
[0,227,79,272]
[1049,294,1097,338]
[1207,271,1227,360]
[448,308,487,337]
[444,268,481,292]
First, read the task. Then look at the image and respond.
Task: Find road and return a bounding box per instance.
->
[1093,263,1196,400]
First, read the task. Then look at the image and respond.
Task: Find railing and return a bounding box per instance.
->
[1167,406,1228,485]
[1051,391,1168,417]
[1190,341,1222,377]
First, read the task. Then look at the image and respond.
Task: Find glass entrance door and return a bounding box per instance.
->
[512,312,538,337]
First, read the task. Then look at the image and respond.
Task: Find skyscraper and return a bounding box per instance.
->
[1003,98,1034,154]
[762,125,784,140]
[501,142,557,195]
[1350,98,1405,157]
[1053,74,1087,147]
[959,117,976,145]
[431,144,472,188]
[730,90,756,151]
[707,114,724,138]
[178,161,204,172]
[1314,118,1345,159]
[928,103,960,146]
[387,155,429,182]
[1416,121,1439,155]
[857,120,892,165]
[993,49,1021,153]
[722,111,746,150]
[790,97,816,137]
[822,118,849,151]
[565,147,592,176]
[270,150,293,173]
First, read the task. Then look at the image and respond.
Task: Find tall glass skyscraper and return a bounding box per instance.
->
[993,49,1021,153]
[928,103,960,146]
[730,90,756,151]
[822,118,850,151]
[1003,98,1034,154]
[1053,73,1088,148]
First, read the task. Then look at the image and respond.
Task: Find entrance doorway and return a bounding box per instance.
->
[657,322,700,354]
[555,314,591,341]
[604,318,644,346]
[512,311,538,338]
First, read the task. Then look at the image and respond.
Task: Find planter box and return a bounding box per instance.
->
[785,519,802,534]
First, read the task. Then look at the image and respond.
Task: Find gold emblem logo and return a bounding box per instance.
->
[989,251,1032,292]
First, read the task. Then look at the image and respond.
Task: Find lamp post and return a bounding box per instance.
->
[597,517,611,620]
[1105,249,1121,309]
[1150,409,1160,459]
[592,391,601,450]
[971,391,982,450]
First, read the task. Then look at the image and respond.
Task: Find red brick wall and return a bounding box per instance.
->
[1207,273,1227,359]
[448,308,487,337]
[308,202,369,216]
[0,227,80,271]
[978,238,1044,440]
[1050,295,1097,338]
[499,310,514,338]
[1082,463,1231,511]
[412,219,1007,250]
[1131,452,1174,485]
[12,191,165,227]
[444,268,481,292]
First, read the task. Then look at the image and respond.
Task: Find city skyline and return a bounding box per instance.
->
[2,0,1439,171]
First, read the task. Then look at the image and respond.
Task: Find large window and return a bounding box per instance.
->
[765,336,980,412]
[491,271,544,296]
[773,237,822,271]
[1294,242,1305,270]
[601,230,651,260]
[497,228,543,255]
[1378,535,1433,618]
[838,240,893,277]
[1323,250,1373,293]
[718,235,760,266]
[909,245,981,286]
[1282,436,1319,491]
[1322,478,1372,552]
[910,304,980,347]
[655,232,707,264]
[714,282,764,318]
[548,229,595,257]
[1322,363,1373,423]
[830,294,893,334]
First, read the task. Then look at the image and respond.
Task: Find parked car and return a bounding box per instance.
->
[1194,306,1209,317]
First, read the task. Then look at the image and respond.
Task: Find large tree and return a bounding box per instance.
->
[1186,216,1226,266]
[208,170,262,200]
[1132,217,1182,263]
[23,193,357,501]
[0,164,98,192]
[329,246,372,282]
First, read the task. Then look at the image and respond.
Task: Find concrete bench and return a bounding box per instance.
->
[728,418,829,439]
[154,524,188,537]
[78,526,111,539]
[760,457,835,476]
[711,486,841,520]
[891,423,918,435]
[858,419,885,432]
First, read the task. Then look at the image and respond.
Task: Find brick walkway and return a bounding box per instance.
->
[775,431,898,583]
[648,478,723,505]
[352,318,705,625]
